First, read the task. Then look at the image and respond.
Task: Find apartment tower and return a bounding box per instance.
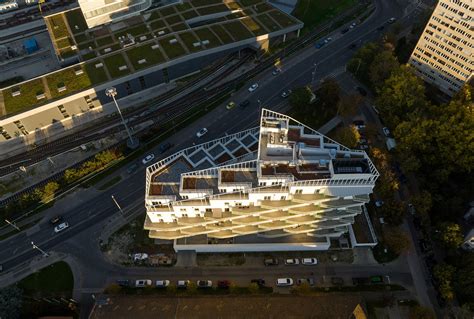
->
[409,0,473,96]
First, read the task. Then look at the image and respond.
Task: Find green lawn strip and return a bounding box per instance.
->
[55,36,74,49]
[266,10,298,28]
[196,4,230,15]
[192,0,222,7]
[84,61,109,84]
[2,78,46,114]
[159,36,187,59]
[165,14,183,26]
[150,19,166,30]
[96,35,115,47]
[101,43,122,54]
[242,8,254,15]
[65,8,88,34]
[18,261,74,297]
[178,31,201,52]
[78,40,96,50]
[98,176,122,190]
[81,51,97,61]
[209,24,234,43]
[254,2,273,13]
[45,66,92,99]
[126,43,166,70]
[115,24,150,39]
[256,13,280,33]
[73,33,89,43]
[194,27,222,48]
[170,23,188,32]
[293,0,356,30]
[103,53,130,79]
[47,14,69,40]
[160,6,177,16]
[241,17,267,36]
[222,20,253,41]
[175,3,192,11]
[135,33,154,43]
[181,9,198,20]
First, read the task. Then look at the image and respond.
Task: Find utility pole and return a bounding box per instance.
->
[105,87,139,149]
[4,219,20,231]
[31,241,49,257]
[111,195,124,214]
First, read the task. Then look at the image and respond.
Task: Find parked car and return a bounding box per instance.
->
[50,216,62,225]
[132,253,149,262]
[54,222,69,233]
[375,200,384,207]
[349,22,357,29]
[388,17,396,24]
[382,127,391,137]
[155,280,170,288]
[142,154,155,165]
[226,101,236,110]
[248,83,259,92]
[408,203,416,215]
[276,278,294,287]
[352,277,369,285]
[159,142,173,154]
[302,258,318,265]
[197,280,212,288]
[348,43,357,49]
[196,128,208,138]
[264,258,278,266]
[239,100,250,108]
[217,280,231,288]
[352,120,366,130]
[297,278,315,286]
[331,277,344,286]
[341,28,349,34]
[356,86,368,96]
[177,280,190,288]
[315,40,326,49]
[126,163,138,174]
[281,89,292,98]
[370,276,384,284]
[251,279,266,286]
[272,68,281,76]
[135,279,152,287]
[325,37,333,43]
[284,258,300,265]
[116,280,130,287]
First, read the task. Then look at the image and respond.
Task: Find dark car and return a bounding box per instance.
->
[126,163,138,174]
[349,43,357,49]
[377,25,385,31]
[239,100,250,108]
[356,86,368,96]
[251,279,266,286]
[264,258,278,266]
[50,216,62,225]
[159,142,174,154]
[341,28,349,34]
[315,41,326,49]
[217,280,230,289]
[116,280,130,287]
[352,277,370,285]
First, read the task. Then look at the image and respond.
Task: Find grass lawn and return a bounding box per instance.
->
[115,24,150,39]
[73,33,89,43]
[178,31,201,52]
[241,17,267,36]
[150,19,166,30]
[103,53,130,79]
[55,36,73,49]
[18,261,74,296]
[194,27,222,47]
[126,44,166,70]
[65,8,88,34]
[192,0,222,7]
[47,14,69,40]
[267,10,298,28]
[196,4,230,15]
[238,0,262,6]
[175,3,192,11]
[78,40,96,50]
[84,62,109,84]
[165,14,183,26]
[222,20,253,41]
[160,6,177,16]
[171,23,188,32]
[159,36,187,59]
[254,2,273,13]
[46,66,92,99]
[96,35,115,47]
[81,51,97,61]
[256,13,280,32]
[209,24,234,44]
[293,0,356,30]
[181,9,198,20]
[2,79,46,114]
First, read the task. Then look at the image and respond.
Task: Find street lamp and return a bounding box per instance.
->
[111,195,124,214]
[257,99,262,114]
[311,63,318,87]
[31,241,49,257]
[4,219,20,231]
[105,87,139,149]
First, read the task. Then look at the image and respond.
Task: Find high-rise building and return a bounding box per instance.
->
[408,0,473,96]
[144,109,379,252]
[78,0,153,28]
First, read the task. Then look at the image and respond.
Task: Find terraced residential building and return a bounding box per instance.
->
[408,0,473,96]
[144,109,379,252]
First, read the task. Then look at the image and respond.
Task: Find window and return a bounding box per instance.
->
[295,189,303,194]
[205,208,212,213]
[280,196,286,200]
[180,208,186,212]
[264,196,271,200]
[225,208,230,212]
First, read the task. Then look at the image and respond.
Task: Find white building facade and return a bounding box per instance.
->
[408,0,473,96]
[144,109,379,252]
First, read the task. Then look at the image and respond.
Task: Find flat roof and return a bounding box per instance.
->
[0,0,302,117]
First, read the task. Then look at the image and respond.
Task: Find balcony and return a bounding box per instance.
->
[144,217,181,231]
[259,210,290,220]
[232,205,269,215]
[208,229,235,239]
[260,200,301,210]
[259,220,289,230]
[181,225,209,235]
[232,216,264,225]
[307,228,345,238]
[283,225,315,234]
[292,193,331,204]
[206,220,234,230]
[322,198,360,208]
[289,204,325,215]
[148,230,186,239]
[233,225,260,234]
[285,215,319,225]
[177,217,206,226]
[353,194,370,203]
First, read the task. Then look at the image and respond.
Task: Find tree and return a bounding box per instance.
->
[332,126,360,148]
[289,86,312,111]
[0,285,22,319]
[383,226,410,254]
[453,252,474,310]
[410,190,432,219]
[434,263,456,301]
[380,201,405,225]
[187,281,197,294]
[409,305,435,319]
[369,50,399,91]
[248,283,259,294]
[294,282,311,295]
[337,94,363,121]
[316,78,340,111]
[39,182,59,204]
[438,222,463,250]
[347,42,381,84]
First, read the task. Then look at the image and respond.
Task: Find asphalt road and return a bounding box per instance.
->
[0,0,413,284]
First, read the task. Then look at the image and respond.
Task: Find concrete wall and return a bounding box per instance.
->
[173,240,331,253]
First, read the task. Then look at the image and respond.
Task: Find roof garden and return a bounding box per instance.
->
[0,1,302,117]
